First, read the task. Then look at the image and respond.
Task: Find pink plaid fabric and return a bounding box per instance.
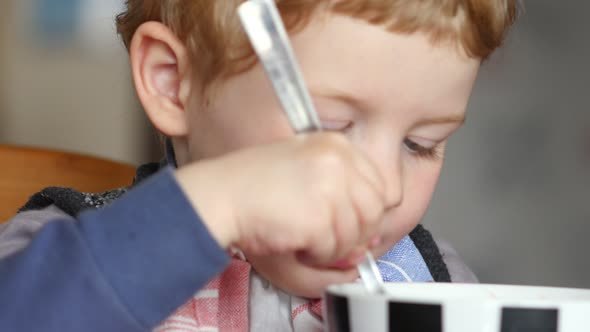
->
[155,258,324,332]
[291,300,322,321]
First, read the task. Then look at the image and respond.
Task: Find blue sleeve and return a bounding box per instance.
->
[0,167,230,331]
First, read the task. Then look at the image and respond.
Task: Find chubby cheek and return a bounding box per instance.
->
[185,66,294,161]
[376,164,442,255]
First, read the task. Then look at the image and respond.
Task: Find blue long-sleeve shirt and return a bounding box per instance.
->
[0,167,230,331]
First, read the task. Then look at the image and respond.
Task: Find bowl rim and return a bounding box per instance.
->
[325,282,590,305]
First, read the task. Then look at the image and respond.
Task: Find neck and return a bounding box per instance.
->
[170,137,189,167]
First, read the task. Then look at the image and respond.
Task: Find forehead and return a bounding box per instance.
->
[289,14,480,119]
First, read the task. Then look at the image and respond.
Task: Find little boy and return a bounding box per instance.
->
[0,0,517,331]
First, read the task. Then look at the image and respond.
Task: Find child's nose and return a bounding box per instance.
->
[369,148,403,210]
[361,137,403,210]
[381,159,403,210]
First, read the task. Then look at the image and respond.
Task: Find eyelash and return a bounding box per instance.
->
[321,121,353,132]
[404,138,442,161]
[322,122,442,161]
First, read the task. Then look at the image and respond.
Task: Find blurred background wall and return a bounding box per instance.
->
[1,1,589,287]
[0,0,158,165]
[424,1,590,288]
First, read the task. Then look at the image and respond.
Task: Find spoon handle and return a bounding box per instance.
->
[238,0,385,294]
[238,0,321,133]
[357,252,387,294]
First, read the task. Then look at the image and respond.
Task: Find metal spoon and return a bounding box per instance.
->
[238,0,386,294]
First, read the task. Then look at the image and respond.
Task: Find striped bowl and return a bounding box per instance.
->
[324,283,590,332]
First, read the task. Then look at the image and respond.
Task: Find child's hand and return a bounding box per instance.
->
[175,133,386,267]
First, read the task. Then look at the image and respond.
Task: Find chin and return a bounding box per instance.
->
[277,279,332,299]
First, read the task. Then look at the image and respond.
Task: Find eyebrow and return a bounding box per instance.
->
[413,115,466,127]
[310,87,466,126]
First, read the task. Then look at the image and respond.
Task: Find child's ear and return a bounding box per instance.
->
[129,22,192,137]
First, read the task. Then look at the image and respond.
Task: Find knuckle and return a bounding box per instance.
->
[367,202,384,224]
[320,156,348,181]
[307,132,349,155]
[317,149,350,175]
[304,153,349,189]
[359,205,381,228]
[367,210,383,228]
[299,134,352,171]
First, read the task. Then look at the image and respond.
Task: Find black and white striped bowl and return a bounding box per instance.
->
[324,283,590,332]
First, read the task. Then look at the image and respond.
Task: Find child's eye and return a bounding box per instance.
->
[404,138,442,160]
[321,120,353,132]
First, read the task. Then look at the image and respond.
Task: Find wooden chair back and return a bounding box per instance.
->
[0,144,135,222]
